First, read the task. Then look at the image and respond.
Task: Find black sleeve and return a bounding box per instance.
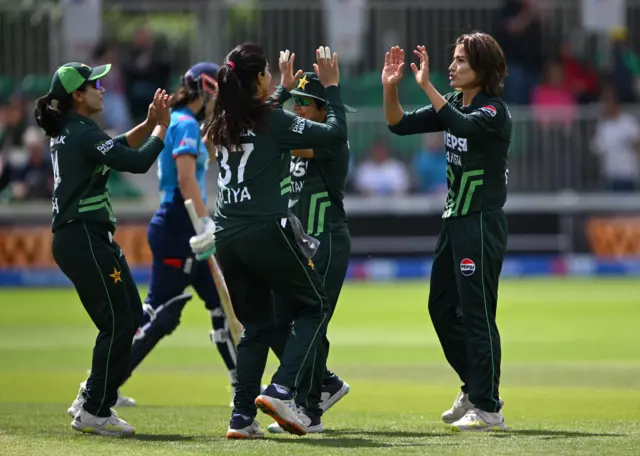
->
[436,100,508,137]
[313,141,349,162]
[273,85,347,149]
[388,92,457,136]
[113,134,129,147]
[388,105,444,136]
[267,85,292,108]
[80,128,165,174]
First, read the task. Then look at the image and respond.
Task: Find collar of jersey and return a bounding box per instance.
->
[66,111,100,129]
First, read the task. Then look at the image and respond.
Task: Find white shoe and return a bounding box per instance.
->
[268,407,324,434]
[450,408,507,432]
[441,391,504,424]
[226,417,264,439]
[255,393,307,435]
[115,390,136,407]
[441,391,474,424]
[71,408,135,436]
[67,382,135,417]
[67,383,86,417]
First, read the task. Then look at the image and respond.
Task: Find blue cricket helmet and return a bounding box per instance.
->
[183,62,220,98]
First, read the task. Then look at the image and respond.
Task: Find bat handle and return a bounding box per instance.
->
[184,199,204,233]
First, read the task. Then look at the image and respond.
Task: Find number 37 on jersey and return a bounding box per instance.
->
[216,143,254,204]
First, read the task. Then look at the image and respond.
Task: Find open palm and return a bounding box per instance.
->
[381,46,405,86]
[411,45,430,89]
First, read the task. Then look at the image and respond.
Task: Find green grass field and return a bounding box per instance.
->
[1,278,639,455]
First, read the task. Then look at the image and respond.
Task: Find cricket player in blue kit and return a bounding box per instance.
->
[66,63,239,417]
[125,62,238,400]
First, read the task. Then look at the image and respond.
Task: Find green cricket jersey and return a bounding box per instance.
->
[389,91,512,218]
[289,141,349,236]
[50,112,164,232]
[213,85,348,245]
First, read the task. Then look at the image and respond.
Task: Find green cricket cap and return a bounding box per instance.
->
[290,72,357,113]
[48,62,111,98]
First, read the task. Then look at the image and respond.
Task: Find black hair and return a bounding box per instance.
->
[172,85,199,110]
[202,42,270,155]
[455,31,507,97]
[33,83,88,137]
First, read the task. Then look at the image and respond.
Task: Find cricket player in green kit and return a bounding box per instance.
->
[266,69,355,434]
[190,43,347,438]
[33,62,172,436]
[384,32,511,431]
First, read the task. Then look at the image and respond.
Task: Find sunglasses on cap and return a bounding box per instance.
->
[293,95,314,107]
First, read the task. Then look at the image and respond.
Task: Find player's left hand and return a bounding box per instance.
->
[411,45,430,89]
[279,49,303,91]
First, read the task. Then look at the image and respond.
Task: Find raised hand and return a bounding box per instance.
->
[411,45,430,89]
[381,46,405,86]
[279,49,303,91]
[153,89,173,126]
[313,46,339,88]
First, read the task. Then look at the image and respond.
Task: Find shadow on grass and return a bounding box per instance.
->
[493,429,627,439]
[270,437,460,449]
[324,429,456,439]
[132,434,200,442]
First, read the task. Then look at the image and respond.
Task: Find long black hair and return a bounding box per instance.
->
[202,42,269,154]
[33,84,87,137]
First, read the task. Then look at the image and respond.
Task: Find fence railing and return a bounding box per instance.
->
[4,0,640,85]
[346,102,635,193]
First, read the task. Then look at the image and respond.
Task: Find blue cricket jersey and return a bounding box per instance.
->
[150,107,210,231]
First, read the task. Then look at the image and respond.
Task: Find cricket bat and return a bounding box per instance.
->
[184,199,243,347]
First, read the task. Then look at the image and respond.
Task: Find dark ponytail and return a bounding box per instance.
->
[34,93,73,138]
[202,42,269,155]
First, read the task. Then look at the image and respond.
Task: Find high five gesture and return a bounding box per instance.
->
[381,46,405,86]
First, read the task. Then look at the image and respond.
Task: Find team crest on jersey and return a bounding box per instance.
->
[460,258,476,276]
[479,105,497,117]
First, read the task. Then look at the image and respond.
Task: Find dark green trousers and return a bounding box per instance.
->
[215,220,330,418]
[52,221,143,417]
[428,209,508,413]
[270,226,351,416]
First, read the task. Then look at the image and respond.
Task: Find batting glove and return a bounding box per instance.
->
[190,217,217,260]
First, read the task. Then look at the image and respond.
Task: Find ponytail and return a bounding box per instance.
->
[202,42,269,157]
[34,94,72,138]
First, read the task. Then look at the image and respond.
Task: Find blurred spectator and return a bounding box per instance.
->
[0,93,28,151]
[411,133,447,194]
[122,28,172,124]
[10,127,52,200]
[92,40,133,134]
[559,38,600,104]
[591,84,640,192]
[496,0,544,104]
[531,60,577,130]
[597,27,640,103]
[354,139,410,196]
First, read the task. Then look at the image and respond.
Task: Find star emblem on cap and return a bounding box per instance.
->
[297,75,309,90]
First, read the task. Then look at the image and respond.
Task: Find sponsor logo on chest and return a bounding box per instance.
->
[445,132,468,153]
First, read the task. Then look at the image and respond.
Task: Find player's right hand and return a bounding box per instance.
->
[279,49,303,91]
[314,46,339,88]
[382,46,405,86]
[189,216,216,261]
